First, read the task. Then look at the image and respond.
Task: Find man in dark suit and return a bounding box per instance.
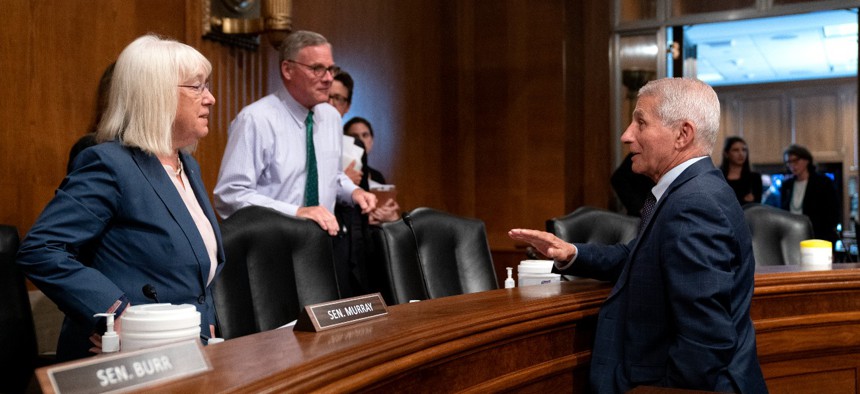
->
[510,78,767,393]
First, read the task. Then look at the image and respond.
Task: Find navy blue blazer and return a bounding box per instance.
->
[779,171,839,242]
[17,141,225,361]
[568,159,767,393]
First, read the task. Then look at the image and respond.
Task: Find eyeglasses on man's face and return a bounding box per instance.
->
[329,94,349,105]
[178,81,212,96]
[288,60,340,78]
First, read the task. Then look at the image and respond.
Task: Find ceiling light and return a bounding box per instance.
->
[824,23,858,38]
[771,34,798,41]
[705,39,734,47]
[697,72,724,82]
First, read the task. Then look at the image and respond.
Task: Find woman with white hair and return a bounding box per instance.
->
[17,34,222,361]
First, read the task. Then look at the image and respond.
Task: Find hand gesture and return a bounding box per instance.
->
[508,229,576,262]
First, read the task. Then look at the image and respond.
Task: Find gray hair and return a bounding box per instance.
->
[279,30,330,63]
[638,78,720,154]
[97,34,212,155]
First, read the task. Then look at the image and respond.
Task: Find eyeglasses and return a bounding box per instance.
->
[178,81,211,96]
[288,60,340,78]
[329,94,349,105]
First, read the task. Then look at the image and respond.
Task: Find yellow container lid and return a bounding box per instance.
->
[800,239,832,249]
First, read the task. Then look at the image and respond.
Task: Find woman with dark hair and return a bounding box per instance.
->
[344,117,399,223]
[780,144,840,242]
[720,136,762,205]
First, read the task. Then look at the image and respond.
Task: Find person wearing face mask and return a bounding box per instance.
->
[17,34,224,361]
[779,144,840,242]
[719,136,762,206]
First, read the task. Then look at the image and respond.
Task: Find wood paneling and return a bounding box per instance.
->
[0,0,181,236]
[740,96,787,163]
[794,93,840,160]
[288,0,611,251]
[37,265,860,393]
[2,0,615,257]
[0,0,268,240]
[715,78,856,166]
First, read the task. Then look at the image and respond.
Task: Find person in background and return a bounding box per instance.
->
[780,144,839,242]
[720,136,762,205]
[329,70,362,185]
[213,30,377,236]
[610,152,655,216]
[509,78,766,393]
[67,62,115,174]
[344,117,399,223]
[328,70,353,119]
[328,69,372,296]
[17,34,223,361]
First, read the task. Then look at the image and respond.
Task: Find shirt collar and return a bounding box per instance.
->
[651,156,707,202]
[276,84,314,129]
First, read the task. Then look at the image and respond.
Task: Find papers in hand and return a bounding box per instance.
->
[342,135,364,172]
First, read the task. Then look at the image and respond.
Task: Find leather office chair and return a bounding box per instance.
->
[744,203,814,266]
[0,225,39,393]
[213,207,341,340]
[546,206,639,245]
[371,207,498,305]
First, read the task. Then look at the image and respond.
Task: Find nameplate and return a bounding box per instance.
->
[295,293,389,332]
[45,340,210,394]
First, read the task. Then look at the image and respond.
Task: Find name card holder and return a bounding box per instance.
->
[42,340,210,394]
[295,292,389,332]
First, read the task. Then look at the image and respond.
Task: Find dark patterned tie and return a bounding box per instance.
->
[638,193,656,235]
[304,110,318,206]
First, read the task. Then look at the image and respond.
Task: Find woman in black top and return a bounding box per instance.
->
[720,136,762,206]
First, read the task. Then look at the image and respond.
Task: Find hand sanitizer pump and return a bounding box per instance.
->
[94,312,120,353]
[504,267,515,289]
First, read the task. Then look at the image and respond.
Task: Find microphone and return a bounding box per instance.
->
[401,211,430,298]
[142,284,160,304]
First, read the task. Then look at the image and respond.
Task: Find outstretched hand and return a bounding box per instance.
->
[508,228,577,262]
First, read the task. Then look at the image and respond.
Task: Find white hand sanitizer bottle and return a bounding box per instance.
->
[94,312,120,353]
[504,267,515,289]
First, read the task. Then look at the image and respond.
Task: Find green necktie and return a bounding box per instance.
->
[304,110,318,206]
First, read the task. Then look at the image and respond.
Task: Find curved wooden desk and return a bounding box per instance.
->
[37,265,860,393]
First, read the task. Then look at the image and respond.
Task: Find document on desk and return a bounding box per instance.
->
[342,135,364,172]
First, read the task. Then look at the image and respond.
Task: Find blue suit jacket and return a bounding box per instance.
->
[568,159,767,393]
[17,142,224,361]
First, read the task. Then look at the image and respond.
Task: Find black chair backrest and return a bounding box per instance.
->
[213,207,341,339]
[743,204,814,266]
[0,225,38,393]
[546,206,639,245]
[372,207,498,305]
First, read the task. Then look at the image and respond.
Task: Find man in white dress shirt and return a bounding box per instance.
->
[214,30,376,236]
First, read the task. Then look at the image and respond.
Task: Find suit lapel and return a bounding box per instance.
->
[605,159,713,300]
[130,149,212,285]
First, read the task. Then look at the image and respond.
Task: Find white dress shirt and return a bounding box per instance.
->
[213,85,359,219]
